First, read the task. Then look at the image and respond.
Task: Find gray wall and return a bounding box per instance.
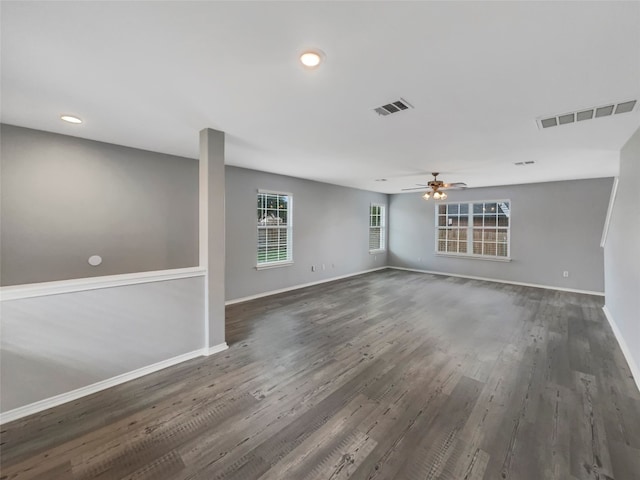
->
[0,276,205,412]
[388,177,612,292]
[0,127,391,413]
[605,127,640,379]
[225,166,388,301]
[0,124,199,286]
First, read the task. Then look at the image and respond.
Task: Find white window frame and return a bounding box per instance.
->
[434,199,511,261]
[369,204,386,253]
[256,189,293,270]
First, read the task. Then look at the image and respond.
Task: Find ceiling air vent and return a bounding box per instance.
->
[373,98,414,116]
[576,109,593,121]
[595,105,615,118]
[537,99,637,129]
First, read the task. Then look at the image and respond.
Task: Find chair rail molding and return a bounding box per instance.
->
[0,267,206,302]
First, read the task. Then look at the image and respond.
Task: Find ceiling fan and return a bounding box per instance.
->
[401,172,467,200]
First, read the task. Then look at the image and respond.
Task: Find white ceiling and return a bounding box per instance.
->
[2,1,639,193]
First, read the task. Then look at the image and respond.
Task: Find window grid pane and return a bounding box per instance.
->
[436,203,468,255]
[257,193,292,265]
[369,205,386,251]
[437,201,510,258]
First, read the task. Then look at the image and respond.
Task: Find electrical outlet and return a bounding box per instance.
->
[311,265,316,272]
[563,271,569,278]
[322,264,325,270]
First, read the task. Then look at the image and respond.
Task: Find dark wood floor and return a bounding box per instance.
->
[2,269,639,479]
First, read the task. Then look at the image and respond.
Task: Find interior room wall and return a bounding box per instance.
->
[0,124,199,286]
[4,123,628,416]
[0,126,389,415]
[388,177,613,293]
[225,166,388,301]
[604,127,640,383]
[0,276,205,413]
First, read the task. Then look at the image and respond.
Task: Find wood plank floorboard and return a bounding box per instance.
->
[1,269,639,479]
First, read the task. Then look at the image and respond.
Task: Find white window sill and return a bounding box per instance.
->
[256,261,294,270]
[369,249,386,255]
[435,253,511,262]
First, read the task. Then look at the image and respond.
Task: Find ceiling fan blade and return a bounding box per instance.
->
[400,183,428,191]
[402,179,466,192]
[442,182,467,190]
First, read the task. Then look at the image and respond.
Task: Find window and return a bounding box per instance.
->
[257,191,292,267]
[369,204,386,252]
[436,200,510,259]
[436,203,469,254]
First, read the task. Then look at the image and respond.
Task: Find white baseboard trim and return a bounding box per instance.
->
[225,267,388,305]
[0,344,226,425]
[602,306,640,393]
[389,266,605,296]
[204,342,229,356]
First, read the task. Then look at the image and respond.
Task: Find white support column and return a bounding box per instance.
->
[199,128,227,354]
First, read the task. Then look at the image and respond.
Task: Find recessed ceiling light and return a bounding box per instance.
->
[300,50,323,68]
[60,115,82,124]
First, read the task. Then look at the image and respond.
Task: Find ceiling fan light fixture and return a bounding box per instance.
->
[433,191,447,200]
[425,190,448,201]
